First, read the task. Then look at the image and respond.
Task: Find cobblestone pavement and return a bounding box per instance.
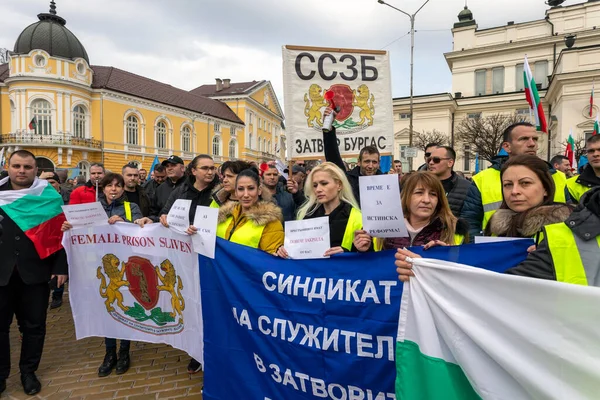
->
[3,287,203,399]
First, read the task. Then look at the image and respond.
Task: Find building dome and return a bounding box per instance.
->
[13,1,89,64]
[454,5,476,29]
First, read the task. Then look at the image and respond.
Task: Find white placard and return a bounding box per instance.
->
[167,199,191,234]
[282,45,393,158]
[284,217,331,259]
[191,206,219,258]
[62,202,108,228]
[359,174,408,238]
[474,236,532,244]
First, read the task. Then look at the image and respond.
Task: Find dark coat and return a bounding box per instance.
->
[273,182,297,222]
[125,185,151,217]
[383,218,469,249]
[446,172,471,217]
[160,175,219,223]
[99,193,143,222]
[149,176,186,221]
[507,187,600,280]
[142,179,161,202]
[323,127,383,206]
[0,180,68,286]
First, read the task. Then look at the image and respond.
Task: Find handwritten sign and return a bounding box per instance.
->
[359,174,408,238]
[62,202,108,228]
[166,199,191,234]
[284,217,330,259]
[191,206,219,258]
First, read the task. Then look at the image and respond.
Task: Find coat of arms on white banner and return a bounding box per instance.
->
[97,254,185,334]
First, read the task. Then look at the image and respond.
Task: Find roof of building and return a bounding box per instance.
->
[13,1,89,63]
[90,66,244,124]
[190,80,264,97]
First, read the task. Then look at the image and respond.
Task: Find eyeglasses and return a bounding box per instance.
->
[426,157,451,164]
[197,166,216,171]
[424,152,431,157]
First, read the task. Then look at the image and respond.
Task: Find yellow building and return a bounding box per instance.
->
[191,79,285,162]
[0,2,283,178]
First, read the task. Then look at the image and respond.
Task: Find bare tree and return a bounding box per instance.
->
[0,48,9,64]
[455,113,528,162]
[413,129,448,151]
[561,136,586,161]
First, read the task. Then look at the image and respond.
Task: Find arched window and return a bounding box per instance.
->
[126,115,138,145]
[10,100,16,133]
[73,105,87,138]
[36,157,55,172]
[156,121,167,149]
[229,139,237,159]
[31,99,52,135]
[248,133,253,150]
[181,126,191,152]
[77,161,90,180]
[212,136,221,156]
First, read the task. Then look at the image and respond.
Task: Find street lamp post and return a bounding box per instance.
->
[377,0,430,170]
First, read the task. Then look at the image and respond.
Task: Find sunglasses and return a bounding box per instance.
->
[426,157,451,164]
[425,152,431,157]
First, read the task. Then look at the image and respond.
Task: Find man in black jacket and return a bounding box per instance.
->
[427,146,470,217]
[142,165,167,201]
[122,163,151,217]
[262,164,301,222]
[0,150,68,396]
[322,110,382,206]
[149,156,186,221]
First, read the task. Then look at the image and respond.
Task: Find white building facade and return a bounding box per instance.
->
[393,0,600,174]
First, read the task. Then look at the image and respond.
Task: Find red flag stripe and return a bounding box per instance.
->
[25,212,66,259]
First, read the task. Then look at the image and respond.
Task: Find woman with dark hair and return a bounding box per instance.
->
[211,160,253,207]
[216,168,284,254]
[159,155,219,233]
[61,172,151,377]
[484,155,572,239]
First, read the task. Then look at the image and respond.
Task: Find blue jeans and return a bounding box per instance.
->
[105,338,130,352]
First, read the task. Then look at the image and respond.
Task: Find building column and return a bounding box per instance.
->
[64,93,71,135]
[57,92,63,134]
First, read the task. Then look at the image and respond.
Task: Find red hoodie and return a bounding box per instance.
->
[69,182,98,204]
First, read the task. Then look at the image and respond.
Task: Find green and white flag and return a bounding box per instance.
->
[396,258,600,400]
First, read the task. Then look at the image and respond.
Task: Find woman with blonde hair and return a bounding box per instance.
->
[357,171,468,251]
[276,162,367,257]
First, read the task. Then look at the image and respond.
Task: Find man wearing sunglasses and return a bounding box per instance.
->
[427,146,470,217]
[417,143,440,172]
[461,122,570,239]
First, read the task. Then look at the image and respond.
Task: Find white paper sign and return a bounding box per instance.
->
[167,199,191,234]
[284,217,331,259]
[474,236,532,244]
[191,206,219,258]
[62,202,108,228]
[359,174,408,238]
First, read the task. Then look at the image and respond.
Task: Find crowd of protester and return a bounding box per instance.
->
[0,114,598,395]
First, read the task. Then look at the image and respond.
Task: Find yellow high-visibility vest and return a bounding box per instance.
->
[217,216,265,249]
[566,176,593,202]
[342,207,363,252]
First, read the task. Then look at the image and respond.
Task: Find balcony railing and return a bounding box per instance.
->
[1,133,102,149]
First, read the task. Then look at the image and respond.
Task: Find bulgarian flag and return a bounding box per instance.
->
[565,131,577,171]
[0,176,66,258]
[28,116,37,130]
[396,257,600,400]
[593,115,599,136]
[590,80,595,118]
[524,56,547,133]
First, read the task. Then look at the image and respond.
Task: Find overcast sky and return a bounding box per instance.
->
[0,0,575,108]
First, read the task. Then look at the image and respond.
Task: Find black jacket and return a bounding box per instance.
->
[160,176,219,223]
[142,179,160,202]
[445,172,471,217]
[272,182,297,222]
[506,187,600,281]
[150,176,186,221]
[99,193,143,222]
[304,202,359,251]
[323,127,383,206]
[0,180,68,286]
[125,185,151,217]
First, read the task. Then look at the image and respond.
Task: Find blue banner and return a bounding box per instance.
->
[199,239,532,399]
